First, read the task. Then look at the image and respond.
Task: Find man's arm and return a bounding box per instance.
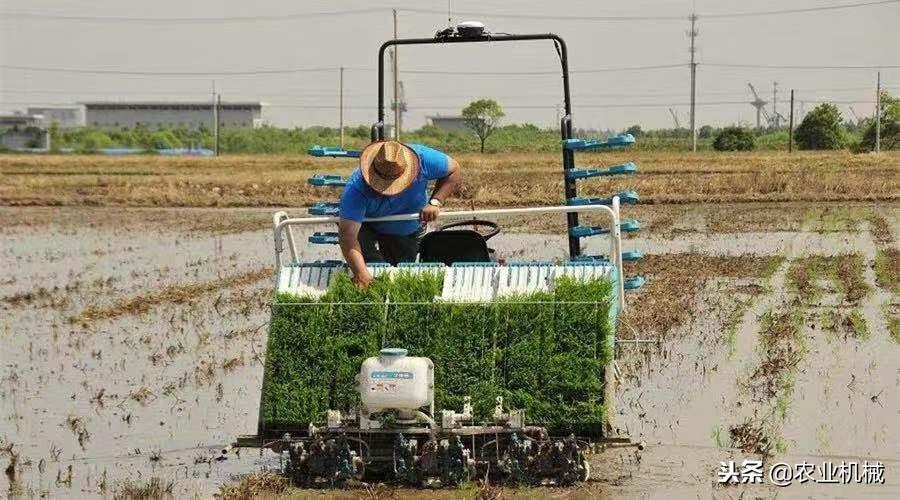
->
[421,157,461,222]
[338,219,373,288]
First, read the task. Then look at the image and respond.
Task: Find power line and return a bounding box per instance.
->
[405,63,686,75]
[0,63,684,77]
[401,6,682,21]
[702,0,900,18]
[6,100,877,109]
[404,0,900,21]
[0,88,377,98]
[6,0,895,24]
[704,62,900,70]
[0,64,365,76]
[8,86,893,99]
[7,61,894,77]
[0,7,389,23]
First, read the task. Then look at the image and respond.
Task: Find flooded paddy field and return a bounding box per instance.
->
[1,202,898,499]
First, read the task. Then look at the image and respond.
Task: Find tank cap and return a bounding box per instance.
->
[380,348,408,357]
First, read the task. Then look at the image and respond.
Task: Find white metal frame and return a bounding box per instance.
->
[272,200,625,310]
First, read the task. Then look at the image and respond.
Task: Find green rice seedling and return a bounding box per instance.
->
[258,269,616,433]
[494,292,554,411]
[433,301,500,419]
[380,270,444,355]
[321,274,387,412]
[260,293,332,425]
[554,275,614,366]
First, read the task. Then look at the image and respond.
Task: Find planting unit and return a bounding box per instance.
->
[237,23,645,487]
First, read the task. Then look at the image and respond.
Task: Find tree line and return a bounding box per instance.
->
[35,94,898,155]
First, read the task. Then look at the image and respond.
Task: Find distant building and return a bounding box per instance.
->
[27,106,85,128]
[427,115,472,133]
[0,114,50,150]
[81,101,265,130]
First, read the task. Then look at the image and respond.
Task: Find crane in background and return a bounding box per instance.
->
[748,83,787,130]
[848,105,862,126]
[748,83,769,130]
[668,108,681,129]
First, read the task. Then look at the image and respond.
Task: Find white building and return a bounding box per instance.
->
[27,106,85,128]
[0,114,51,150]
[81,101,265,130]
[427,115,472,133]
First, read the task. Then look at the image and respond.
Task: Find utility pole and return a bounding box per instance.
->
[876,71,881,153]
[772,81,778,128]
[788,89,795,153]
[211,80,219,156]
[339,67,345,149]
[392,9,400,140]
[688,12,698,152]
[215,94,221,156]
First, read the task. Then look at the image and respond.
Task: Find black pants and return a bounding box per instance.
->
[358,223,424,266]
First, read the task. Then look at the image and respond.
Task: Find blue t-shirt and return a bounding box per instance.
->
[339,144,450,235]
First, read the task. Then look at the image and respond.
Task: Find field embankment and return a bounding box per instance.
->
[0,151,896,207]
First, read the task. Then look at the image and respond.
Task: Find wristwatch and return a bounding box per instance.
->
[428,198,443,207]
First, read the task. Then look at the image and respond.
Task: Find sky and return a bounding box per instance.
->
[1,0,898,130]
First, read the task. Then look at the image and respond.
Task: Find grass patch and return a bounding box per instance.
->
[751,308,806,403]
[820,310,838,333]
[74,267,271,322]
[724,299,752,357]
[868,213,895,243]
[890,315,900,343]
[625,254,783,336]
[733,304,805,457]
[217,471,289,500]
[846,310,870,340]
[787,254,869,304]
[761,256,785,280]
[881,302,900,344]
[818,207,861,233]
[259,271,614,434]
[112,476,174,499]
[874,248,899,294]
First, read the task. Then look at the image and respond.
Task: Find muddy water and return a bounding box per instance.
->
[1,206,898,499]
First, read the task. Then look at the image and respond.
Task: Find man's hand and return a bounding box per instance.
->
[338,219,372,289]
[353,268,374,289]
[421,204,440,223]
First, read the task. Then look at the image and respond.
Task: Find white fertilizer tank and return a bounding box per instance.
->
[357,348,434,415]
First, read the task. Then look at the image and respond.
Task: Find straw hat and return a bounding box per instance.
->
[359,140,420,196]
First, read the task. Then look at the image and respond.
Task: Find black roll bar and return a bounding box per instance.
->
[372,32,582,257]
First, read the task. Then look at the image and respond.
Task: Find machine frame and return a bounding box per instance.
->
[371,31,584,258]
[273,203,626,312]
[234,26,645,486]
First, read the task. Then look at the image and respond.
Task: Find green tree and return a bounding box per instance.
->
[860,91,899,151]
[78,130,114,153]
[625,125,642,138]
[794,103,846,150]
[149,130,183,150]
[713,126,755,151]
[698,125,714,139]
[461,99,504,153]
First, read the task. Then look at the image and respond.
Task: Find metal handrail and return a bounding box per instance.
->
[272,202,624,311]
